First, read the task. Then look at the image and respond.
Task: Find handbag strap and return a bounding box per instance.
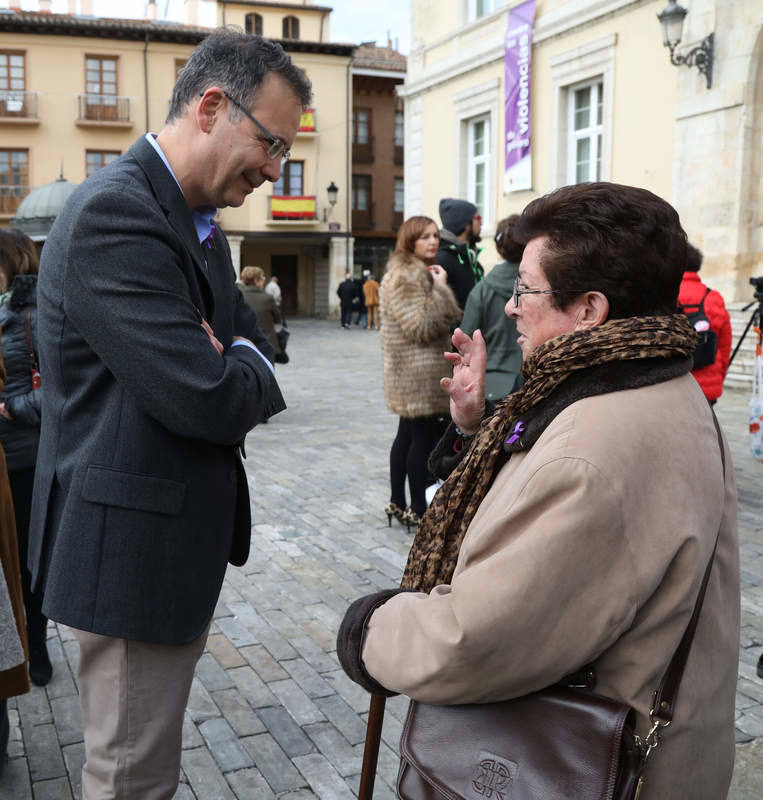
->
[24,307,38,370]
[649,410,726,727]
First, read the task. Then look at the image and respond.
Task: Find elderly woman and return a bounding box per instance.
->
[339,183,739,799]
[239,266,282,361]
[380,216,462,530]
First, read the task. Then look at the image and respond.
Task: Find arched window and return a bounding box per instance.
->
[282,16,300,40]
[245,13,263,36]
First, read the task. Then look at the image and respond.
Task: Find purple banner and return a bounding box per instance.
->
[504,0,536,193]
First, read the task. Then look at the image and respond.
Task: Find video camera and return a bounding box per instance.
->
[750,276,763,302]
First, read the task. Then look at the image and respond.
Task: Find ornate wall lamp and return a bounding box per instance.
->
[657,0,714,88]
[323,181,338,222]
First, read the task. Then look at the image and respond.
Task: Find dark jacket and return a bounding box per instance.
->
[0,346,29,701]
[29,135,285,645]
[436,228,484,310]
[240,285,281,357]
[460,260,523,401]
[0,275,41,471]
[337,278,357,307]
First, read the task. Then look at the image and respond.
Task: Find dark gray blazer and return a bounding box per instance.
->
[28,135,285,645]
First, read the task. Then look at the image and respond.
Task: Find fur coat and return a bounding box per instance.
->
[0,336,29,700]
[380,251,462,418]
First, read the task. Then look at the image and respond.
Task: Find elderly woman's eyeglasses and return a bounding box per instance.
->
[216,91,291,163]
[512,276,587,307]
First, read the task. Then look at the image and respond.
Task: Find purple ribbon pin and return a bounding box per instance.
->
[505,421,525,445]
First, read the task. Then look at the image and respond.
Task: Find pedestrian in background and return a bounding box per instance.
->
[678,244,732,405]
[363,272,380,330]
[0,230,49,688]
[0,339,29,779]
[337,271,356,329]
[353,271,368,327]
[436,197,485,309]
[339,183,739,800]
[28,30,305,798]
[240,266,282,361]
[380,215,461,530]
[461,215,525,401]
[265,274,281,307]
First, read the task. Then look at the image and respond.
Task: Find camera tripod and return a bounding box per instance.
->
[727,284,763,370]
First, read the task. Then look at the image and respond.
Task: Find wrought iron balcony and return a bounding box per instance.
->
[352,202,375,230]
[352,136,375,163]
[0,91,38,119]
[0,184,31,214]
[77,94,131,124]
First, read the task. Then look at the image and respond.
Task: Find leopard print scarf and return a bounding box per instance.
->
[401,314,697,592]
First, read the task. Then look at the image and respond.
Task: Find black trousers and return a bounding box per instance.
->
[389,414,449,517]
[9,467,47,646]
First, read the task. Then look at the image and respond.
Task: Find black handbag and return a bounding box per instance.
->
[275,320,290,364]
[396,414,726,800]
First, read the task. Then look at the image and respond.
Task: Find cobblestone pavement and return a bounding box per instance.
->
[1,316,762,799]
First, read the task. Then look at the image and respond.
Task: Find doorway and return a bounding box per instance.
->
[271,254,298,316]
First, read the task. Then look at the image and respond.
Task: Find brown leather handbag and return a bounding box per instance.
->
[395,415,726,800]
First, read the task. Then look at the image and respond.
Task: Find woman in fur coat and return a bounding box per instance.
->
[380,216,461,529]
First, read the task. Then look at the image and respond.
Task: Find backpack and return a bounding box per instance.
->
[679,287,718,369]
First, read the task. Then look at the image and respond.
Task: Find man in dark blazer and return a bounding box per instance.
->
[28,31,312,798]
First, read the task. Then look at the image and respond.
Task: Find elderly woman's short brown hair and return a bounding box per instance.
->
[514,182,687,319]
[241,266,265,286]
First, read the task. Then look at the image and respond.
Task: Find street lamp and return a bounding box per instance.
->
[324,181,338,222]
[657,0,714,89]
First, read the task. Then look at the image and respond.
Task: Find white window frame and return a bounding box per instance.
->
[453,78,499,231]
[466,115,491,222]
[567,79,603,184]
[467,0,501,23]
[394,177,404,213]
[549,34,615,189]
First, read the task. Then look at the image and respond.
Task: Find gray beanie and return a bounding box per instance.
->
[439,198,477,236]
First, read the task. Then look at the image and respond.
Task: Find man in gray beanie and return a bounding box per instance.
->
[436,197,485,309]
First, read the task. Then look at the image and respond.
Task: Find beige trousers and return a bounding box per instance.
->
[367,304,379,329]
[73,623,210,800]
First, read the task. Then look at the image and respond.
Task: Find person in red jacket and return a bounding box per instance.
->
[678,244,732,404]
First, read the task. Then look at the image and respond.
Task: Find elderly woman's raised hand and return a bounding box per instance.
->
[441,327,486,434]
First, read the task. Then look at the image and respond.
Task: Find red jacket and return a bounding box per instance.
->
[678,272,732,401]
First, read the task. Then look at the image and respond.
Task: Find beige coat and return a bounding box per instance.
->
[363,373,740,799]
[380,252,462,418]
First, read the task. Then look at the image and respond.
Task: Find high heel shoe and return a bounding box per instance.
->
[384,502,406,527]
[402,508,421,533]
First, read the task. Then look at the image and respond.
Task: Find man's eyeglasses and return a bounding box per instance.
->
[512,275,587,307]
[209,90,291,163]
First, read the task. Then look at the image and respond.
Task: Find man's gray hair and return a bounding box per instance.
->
[167,28,312,123]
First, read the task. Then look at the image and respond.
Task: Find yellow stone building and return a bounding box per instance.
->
[0,1,354,316]
[402,0,762,305]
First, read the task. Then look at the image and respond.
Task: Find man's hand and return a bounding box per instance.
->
[201,320,224,356]
[0,402,11,421]
[441,328,486,434]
